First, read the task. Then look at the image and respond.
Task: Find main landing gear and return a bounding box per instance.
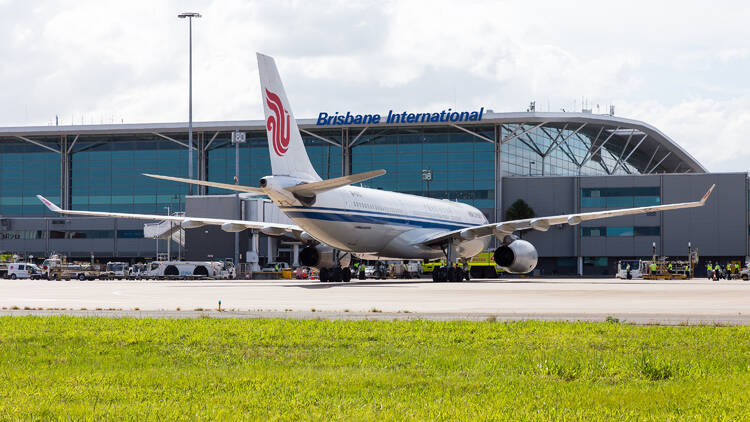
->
[432,265,469,283]
[319,267,352,283]
[432,240,470,282]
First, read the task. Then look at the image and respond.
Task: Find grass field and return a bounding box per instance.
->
[0,317,748,420]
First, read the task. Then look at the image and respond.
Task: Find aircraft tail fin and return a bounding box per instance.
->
[257,53,321,181]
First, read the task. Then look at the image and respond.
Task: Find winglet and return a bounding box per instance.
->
[700,184,716,204]
[36,195,62,213]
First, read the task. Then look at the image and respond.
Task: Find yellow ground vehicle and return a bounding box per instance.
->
[641,260,695,280]
[422,252,501,278]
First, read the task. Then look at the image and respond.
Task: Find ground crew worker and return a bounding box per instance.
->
[649,261,657,276]
[735,263,740,276]
[728,263,733,279]
[274,264,279,272]
[667,262,673,274]
[626,263,632,280]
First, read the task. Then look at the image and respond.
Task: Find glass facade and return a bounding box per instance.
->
[0,229,143,240]
[207,134,342,191]
[0,122,678,219]
[501,124,635,177]
[0,141,60,216]
[351,128,495,213]
[71,134,196,214]
[581,187,661,208]
[582,226,661,237]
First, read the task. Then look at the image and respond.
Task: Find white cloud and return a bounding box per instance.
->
[624,97,750,171]
[2,0,750,171]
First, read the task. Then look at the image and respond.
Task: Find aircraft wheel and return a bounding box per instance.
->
[319,268,329,283]
[331,267,342,282]
[433,267,445,282]
[341,268,351,283]
[447,267,457,283]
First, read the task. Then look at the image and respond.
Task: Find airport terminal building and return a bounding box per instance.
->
[0,110,745,275]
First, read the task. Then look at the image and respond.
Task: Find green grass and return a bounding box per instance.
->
[0,317,748,420]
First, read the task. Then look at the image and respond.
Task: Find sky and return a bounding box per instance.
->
[1,0,750,172]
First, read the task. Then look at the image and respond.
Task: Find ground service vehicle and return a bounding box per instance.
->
[129,263,148,279]
[37,53,716,283]
[423,252,499,278]
[0,254,15,278]
[616,260,643,279]
[261,262,290,272]
[105,262,129,279]
[146,261,236,279]
[6,263,42,280]
[41,256,101,280]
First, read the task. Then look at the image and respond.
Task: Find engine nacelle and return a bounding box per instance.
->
[493,239,538,274]
[299,245,351,269]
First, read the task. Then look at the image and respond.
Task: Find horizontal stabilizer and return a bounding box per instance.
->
[142,173,265,194]
[285,169,386,196]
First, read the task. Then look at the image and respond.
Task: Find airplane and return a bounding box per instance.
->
[38,53,716,283]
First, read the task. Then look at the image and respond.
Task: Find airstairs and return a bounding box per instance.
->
[143,212,186,247]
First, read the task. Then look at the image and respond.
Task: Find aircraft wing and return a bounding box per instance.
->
[419,184,715,247]
[36,195,303,237]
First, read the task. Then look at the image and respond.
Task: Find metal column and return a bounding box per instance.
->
[575,176,582,276]
[342,128,351,176]
[494,124,503,224]
[59,136,68,209]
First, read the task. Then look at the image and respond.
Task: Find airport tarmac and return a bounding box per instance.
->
[1,277,749,324]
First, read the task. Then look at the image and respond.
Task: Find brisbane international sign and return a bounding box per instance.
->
[316,107,484,126]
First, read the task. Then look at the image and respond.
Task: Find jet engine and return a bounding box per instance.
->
[299,245,351,269]
[493,239,538,274]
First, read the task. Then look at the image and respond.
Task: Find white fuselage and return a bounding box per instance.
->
[265,180,490,260]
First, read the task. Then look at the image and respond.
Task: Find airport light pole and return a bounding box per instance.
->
[164,206,172,261]
[178,12,201,196]
[231,130,246,268]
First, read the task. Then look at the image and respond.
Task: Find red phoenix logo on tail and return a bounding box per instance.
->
[265,89,290,157]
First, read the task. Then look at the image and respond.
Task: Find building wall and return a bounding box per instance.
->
[502,173,748,275]
[0,217,157,260]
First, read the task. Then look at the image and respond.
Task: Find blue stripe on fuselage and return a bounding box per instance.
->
[284,210,473,230]
[280,205,482,227]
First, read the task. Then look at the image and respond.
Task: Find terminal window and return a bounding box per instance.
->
[582,226,660,237]
[581,187,660,208]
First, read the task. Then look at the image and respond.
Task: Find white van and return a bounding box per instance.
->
[7,263,42,280]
